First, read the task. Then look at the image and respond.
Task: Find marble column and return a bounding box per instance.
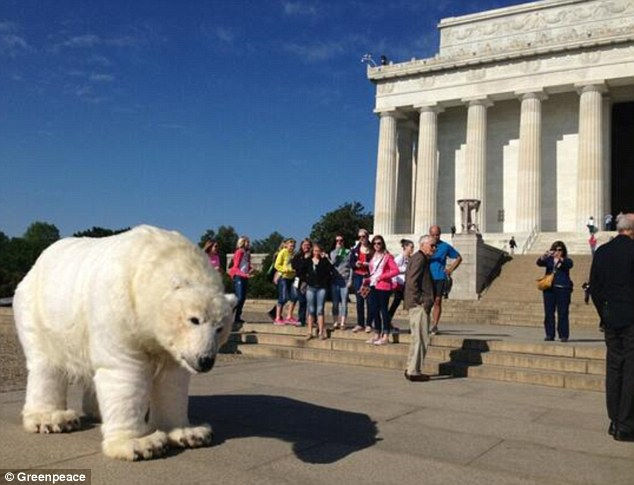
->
[395,122,415,233]
[463,97,492,232]
[414,105,443,235]
[374,110,399,235]
[516,91,546,233]
[575,83,606,227]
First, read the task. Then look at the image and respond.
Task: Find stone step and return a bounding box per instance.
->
[231,331,604,375]
[231,342,604,391]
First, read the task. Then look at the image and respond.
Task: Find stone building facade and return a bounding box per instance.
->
[368,0,634,243]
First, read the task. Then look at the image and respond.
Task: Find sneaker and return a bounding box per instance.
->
[374,336,389,346]
[364,326,372,333]
[273,318,286,326]
[365,336,378,344]
[430,325,439,335]
[352,325,363,333]
[285,317,300,326]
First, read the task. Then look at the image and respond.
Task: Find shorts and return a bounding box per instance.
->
[433,279,447,298]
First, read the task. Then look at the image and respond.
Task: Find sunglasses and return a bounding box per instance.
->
[335,238,344,242]
[372,241,383,246]
[358,234,367,238]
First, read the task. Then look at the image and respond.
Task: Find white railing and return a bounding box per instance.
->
[520,226,538,255]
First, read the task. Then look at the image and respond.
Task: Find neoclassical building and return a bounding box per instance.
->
[368,0,634,242]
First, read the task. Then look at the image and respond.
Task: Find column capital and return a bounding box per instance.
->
[461,96,493,108]
[515,90,548,101]
[574,81,608,95]
[373,108,407,119]
[414,103,444,114]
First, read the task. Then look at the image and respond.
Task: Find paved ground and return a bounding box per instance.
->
[2,355,633,485]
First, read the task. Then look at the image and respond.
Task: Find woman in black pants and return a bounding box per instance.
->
[537,241,574,342]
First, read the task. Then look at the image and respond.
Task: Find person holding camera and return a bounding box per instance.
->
[536,241,574,342]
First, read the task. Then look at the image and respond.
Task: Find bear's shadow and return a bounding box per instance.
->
[188,395,379,464]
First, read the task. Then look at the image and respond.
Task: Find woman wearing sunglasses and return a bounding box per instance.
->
[366,235,399,345]
[537,241,574,342]
[350,229,372,333]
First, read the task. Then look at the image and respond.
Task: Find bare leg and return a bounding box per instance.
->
[306,314,314,339]
[432,296,442,328]
[318,315,325,338]
[287,302,296,320]
[276,304,283,320]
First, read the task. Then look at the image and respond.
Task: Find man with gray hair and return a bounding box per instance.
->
[403,235,436,382]
[590,213,634,442]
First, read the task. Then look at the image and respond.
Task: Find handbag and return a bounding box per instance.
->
[536,272,554,291]
[358,285,371,299]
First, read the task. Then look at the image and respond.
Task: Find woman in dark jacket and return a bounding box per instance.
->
[291,238,313,326]
[304,242,335,341]
[537,240,574,342]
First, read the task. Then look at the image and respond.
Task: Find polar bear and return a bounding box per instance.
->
[13,225,236,461]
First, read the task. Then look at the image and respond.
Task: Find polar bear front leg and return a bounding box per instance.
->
[149,361,213,449]
[22,362,81,433]
[94,366,168,461]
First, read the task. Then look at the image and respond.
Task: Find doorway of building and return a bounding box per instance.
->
[611,102,634,214]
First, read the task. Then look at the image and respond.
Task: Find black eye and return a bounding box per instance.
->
[189,317,200,325]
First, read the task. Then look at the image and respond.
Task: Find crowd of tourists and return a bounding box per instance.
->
[202,226,462,344]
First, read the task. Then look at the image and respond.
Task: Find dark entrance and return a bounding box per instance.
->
[611,102,634,214]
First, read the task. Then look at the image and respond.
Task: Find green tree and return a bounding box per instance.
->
[23,221,60,248]
[251,231,284,254]
[73,226,130,238]
[309,202,373,251]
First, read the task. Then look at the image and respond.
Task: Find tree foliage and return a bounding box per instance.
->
[0,222,61,298]
[251,231,284,254]
[73,226,130,238]
[309,202,373,251]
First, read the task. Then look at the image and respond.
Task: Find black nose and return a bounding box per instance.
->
[197,356,215,372]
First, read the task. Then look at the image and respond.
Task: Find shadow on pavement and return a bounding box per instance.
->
[188,394,378,464]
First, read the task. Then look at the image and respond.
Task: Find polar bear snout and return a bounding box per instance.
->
[196,355,215,373]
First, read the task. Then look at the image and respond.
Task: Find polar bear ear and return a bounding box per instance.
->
[170,275,190,290]
[224,293,238,310]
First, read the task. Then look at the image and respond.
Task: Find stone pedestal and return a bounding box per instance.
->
[450,233,506,300]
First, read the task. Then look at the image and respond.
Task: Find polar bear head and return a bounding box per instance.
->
[158,284,237,373]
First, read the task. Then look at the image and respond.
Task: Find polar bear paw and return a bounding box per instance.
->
[23,409,82,434]
[103,430,169,461]
[168,424,213,448]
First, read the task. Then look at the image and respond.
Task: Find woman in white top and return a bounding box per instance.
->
[388,239,414,328]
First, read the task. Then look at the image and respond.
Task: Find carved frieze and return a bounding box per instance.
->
[439,0,634,60]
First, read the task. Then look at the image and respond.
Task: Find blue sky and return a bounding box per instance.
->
[1,0,526,243]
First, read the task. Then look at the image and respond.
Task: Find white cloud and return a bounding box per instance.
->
[0,20,18,33]
[283,41,345,61]
[90,73,114,82]
[87,54,111,66]
[215,27,234,43]
[0,33,31,56]
[61,34,101,48]
[283,1,318,16]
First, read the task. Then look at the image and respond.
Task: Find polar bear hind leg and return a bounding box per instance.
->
[22,362,81,434]
[149,360,213,448]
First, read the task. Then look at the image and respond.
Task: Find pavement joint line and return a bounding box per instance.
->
[384,407,426,423]
[30,451,101,468]
[464,437,505,466]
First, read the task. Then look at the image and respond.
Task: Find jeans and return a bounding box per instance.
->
[297,289,307,325]
[331,281,349,318]
[352,273,369,327]
[232,276,248,322]
[306,286,326,317]
[388,288,404,322]
[277,278,298,306]
[542,286,571,339]
[368,287,392,335]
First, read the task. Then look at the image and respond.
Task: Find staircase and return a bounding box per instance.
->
[226,323,605,392]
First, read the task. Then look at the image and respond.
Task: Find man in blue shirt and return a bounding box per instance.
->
[429,225,462,335]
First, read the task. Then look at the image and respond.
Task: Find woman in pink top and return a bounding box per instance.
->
[366,235,399,346]
[203,240,222,273]
[229,236,252,325]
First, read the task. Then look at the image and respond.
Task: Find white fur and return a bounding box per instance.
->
[13,225,236,461]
